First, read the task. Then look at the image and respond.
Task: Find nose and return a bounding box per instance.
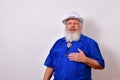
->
[71,24,75,28]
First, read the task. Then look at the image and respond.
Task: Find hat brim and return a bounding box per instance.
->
[62,17,83,24]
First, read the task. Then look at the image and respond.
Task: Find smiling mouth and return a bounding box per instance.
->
[68,28,76,31]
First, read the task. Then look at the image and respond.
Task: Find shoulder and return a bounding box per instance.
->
[56,37,65,42]
[82,34,100,52]
[81,34,98,45]
[54,37,66,44]
[51,37,66,48]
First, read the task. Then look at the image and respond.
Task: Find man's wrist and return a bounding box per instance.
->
[82,56,89,64]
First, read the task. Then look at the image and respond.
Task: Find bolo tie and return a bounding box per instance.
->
[65,42,72,56]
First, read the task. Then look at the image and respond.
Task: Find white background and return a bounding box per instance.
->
[0,0,120,80]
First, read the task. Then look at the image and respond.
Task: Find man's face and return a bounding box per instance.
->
[66,18,82,34]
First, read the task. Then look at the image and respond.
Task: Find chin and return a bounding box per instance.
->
[65,30,81,42]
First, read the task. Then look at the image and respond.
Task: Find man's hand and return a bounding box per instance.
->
[68,48,104,69]
[68,48,87,63]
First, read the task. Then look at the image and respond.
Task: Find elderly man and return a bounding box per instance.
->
[43,12,105,80]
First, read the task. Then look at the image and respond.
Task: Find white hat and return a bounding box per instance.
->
[62,12,84,24]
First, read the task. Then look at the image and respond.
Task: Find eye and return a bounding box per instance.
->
[67,22,72,25]
[75,22,79,25]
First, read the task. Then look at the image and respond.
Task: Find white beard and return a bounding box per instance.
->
[65,30,81,42]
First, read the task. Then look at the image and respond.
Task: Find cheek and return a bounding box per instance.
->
[77,25,82,29]
[74,26,80,30]
[66,25,71,29]
[78,27,81,30]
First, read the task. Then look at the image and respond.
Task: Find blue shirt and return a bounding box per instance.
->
[44,34,105,80]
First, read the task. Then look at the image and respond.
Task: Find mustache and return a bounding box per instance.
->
[66,28,77,31]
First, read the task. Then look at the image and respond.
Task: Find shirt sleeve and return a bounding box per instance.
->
[88,40,105,68]
[44,48,54,68]
[44,40,59,68]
